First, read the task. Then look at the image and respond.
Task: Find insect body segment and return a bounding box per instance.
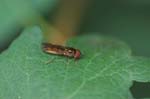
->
[42,43,81,59]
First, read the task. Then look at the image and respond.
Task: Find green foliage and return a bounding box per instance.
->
[0,0,57,51]
[0,27,150,99]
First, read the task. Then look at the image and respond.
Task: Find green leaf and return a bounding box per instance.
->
[0,27,150,99]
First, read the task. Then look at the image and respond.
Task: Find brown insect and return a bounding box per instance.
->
[42,43,81,59]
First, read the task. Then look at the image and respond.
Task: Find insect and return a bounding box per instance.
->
[42,43,81,59]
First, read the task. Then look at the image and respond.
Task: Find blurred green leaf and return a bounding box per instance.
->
[80,0,150,56]
[0,0,58,51]
[0,27,150,99]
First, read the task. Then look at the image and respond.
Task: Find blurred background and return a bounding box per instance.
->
[80,0,150,57]
[0,0,150,98]
[0,0,150,57]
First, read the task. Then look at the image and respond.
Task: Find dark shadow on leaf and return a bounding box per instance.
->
[130,81,150,99]
[0,27,23,53]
